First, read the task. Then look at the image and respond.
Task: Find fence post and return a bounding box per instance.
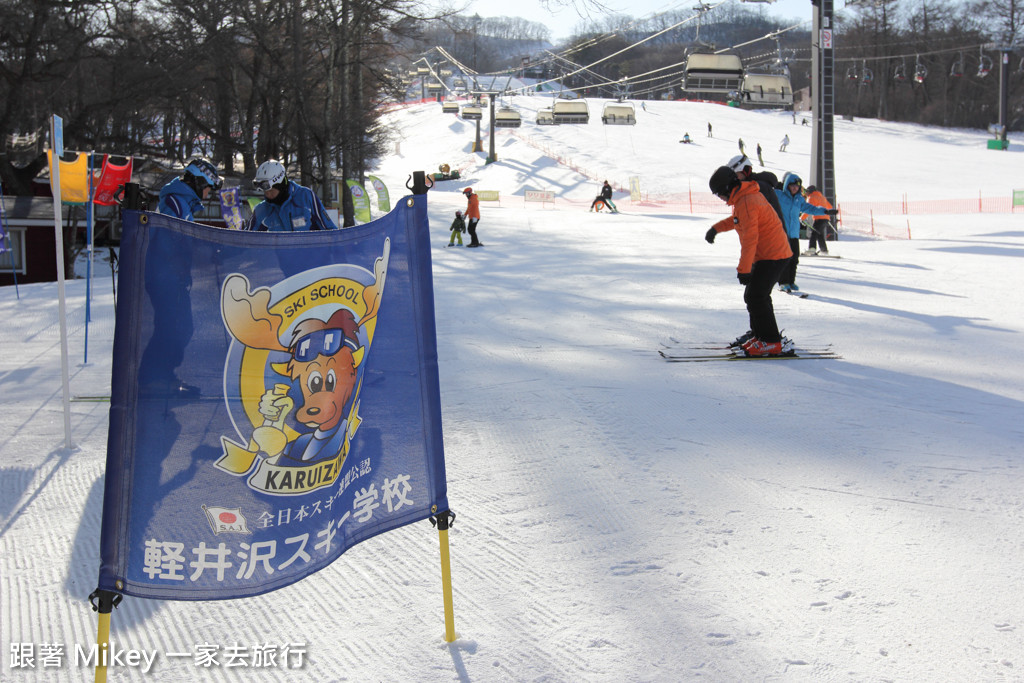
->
[870,209,875,236]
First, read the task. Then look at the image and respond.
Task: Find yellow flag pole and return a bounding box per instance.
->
[431,509,457,642]
[89,589,122,683]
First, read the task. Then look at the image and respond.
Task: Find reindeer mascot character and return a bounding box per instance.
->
[218,243,388,475]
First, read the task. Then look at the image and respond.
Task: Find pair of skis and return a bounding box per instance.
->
[658,337,840,362]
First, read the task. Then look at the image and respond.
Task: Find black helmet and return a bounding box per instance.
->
[709,166,740,200]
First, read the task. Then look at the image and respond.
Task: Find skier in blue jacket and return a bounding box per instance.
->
[158,158,222,221]
[246,160,338,232]
[774,172,820,292]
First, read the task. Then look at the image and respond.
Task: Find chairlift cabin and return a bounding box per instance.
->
[894,62,907,82]
[416,66,430,75]
[536,108,555,125]
[494,107,522,128]
[426,82,444,94]
[551,100,590,124]
[739,74,793,106]
[601,101,636,125]
[861,67,874,85]
[442,100,460,114]
[461,105,483,121]
[682,53,743,93]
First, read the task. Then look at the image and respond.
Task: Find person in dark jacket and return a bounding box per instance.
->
[448,210,466,247]
[727,155,783,225]
[590,180,617,212]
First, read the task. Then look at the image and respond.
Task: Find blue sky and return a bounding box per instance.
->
[466,0,816,43]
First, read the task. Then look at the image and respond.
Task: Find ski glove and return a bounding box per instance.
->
[826,209,838,217]
[705,227,717,244]
[737,272,751,285]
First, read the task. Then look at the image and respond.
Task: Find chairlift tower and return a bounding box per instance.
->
[810,0,837,205]
[994,45,1017,145]
[740,0,837,203]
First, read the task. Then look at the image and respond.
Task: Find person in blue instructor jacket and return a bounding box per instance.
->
[246,159,338,232]
[158,157,222,221]
[774,172,820,292]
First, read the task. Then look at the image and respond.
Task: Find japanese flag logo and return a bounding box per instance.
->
[203,505,250,535]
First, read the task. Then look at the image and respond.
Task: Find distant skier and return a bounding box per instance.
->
[680,133,692,144]
[705,166,792,357]
[590,180,618,212]
[707,122,713,137]
[779,134,790,152]
[756,143,764,166]
[738,138,745,154]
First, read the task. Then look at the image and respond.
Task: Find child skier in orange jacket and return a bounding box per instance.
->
[705,166,792,356]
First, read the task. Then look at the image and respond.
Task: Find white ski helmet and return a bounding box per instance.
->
[253,160,287,191]
[727,154,752,174]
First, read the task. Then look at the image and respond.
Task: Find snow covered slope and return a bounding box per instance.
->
[2,100,1023,682]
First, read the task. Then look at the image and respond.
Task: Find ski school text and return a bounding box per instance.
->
[278,281,362,319]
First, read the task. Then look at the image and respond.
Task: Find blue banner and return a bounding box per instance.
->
[97,195,448,600]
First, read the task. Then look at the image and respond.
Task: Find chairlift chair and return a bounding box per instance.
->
[536,108,555,125]
[913,57,927,84]
[861,66,874,85]
[460,105,483,121]
[601,101,636,125]
[977,49,993,78]
[551,99,590,124]
[740,73,793,105]
[441,101,460,114]
[682,53,743,93]
[950,53,964,78]
[894,62,907,82]
[493,107,522,128]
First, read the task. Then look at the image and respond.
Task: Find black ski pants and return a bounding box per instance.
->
[744,258,789,344]
[808,219,830,252]
[467,218,480,246]
[778,238,801,285]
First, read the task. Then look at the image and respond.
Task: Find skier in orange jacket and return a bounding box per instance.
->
[463,187,482,247]
[802,185,834,255]
[705,166,792,356]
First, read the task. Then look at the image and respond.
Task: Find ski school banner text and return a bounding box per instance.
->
[97,196,448,600]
